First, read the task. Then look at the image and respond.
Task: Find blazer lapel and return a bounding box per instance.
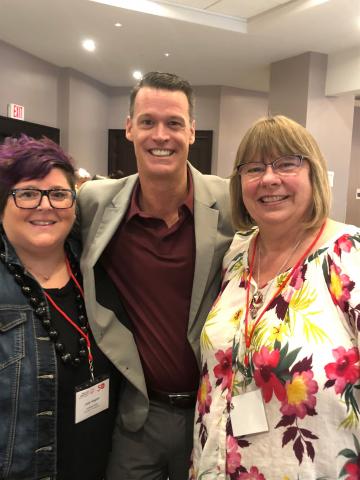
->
[85,176,138,268]
[189,166,219,329]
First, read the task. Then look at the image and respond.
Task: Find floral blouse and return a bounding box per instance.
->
[191,224,360,480]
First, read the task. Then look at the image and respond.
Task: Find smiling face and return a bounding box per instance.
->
[1,168,76,259]
[125,87,195,181]
[241,156,313,232]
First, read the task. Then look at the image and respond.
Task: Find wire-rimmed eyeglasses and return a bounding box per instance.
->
[9,188,76,209]
[236,154,305,180]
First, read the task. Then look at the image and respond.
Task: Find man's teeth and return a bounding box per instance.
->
[261,196,286,203]
[150,149,172,157]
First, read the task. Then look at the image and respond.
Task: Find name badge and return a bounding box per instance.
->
[230,389,269,437]
[75,376,109,424]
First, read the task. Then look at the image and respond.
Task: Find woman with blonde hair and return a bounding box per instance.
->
[191,115,360,479]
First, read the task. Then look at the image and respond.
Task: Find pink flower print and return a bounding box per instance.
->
[344,461,360,480]
[226,435,242,474]
[239,466,265,479]
[214,348,233,391]
[253,346,286,402]
[280,370,318,419]
[329,262,354,310]
[334,234,353,257]
[282,285,296,304]
[197,371,212,416]
[282,266,305,303]
[289,266,304,290]
[325,346,360,394]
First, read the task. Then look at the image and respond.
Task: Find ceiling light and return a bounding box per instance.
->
[114,22,122,27]
[82,39,96,52]
[164,52,170,57]
[133,70,143,80]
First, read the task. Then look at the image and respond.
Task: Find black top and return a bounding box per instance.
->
[46,280,121,480]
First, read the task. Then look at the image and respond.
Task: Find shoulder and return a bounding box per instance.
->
[223,229,256,270]
[189,164,230,208]
[316,220,360,288]
[320,220,360,255]
[190,165,229,190]
[77,175,138,221]
[78,175,137,204]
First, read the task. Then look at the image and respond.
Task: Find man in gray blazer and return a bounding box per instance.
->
[78,72,233,480]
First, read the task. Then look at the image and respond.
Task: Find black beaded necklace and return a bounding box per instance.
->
[0,244,90,367]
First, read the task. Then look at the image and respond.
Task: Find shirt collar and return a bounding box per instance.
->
[125,169,194,223]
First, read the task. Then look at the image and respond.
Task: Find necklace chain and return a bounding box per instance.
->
[24,264,51,281]
[23,259,66,283]
[250,237,302,319]
[243,222,326,367]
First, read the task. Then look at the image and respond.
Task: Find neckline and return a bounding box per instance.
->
[44,278,73,295]
[244,224,347,278]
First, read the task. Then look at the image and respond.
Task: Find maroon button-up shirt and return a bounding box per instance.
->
[101,176,199,392]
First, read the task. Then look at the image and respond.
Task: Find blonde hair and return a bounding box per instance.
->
[230,115,331,231]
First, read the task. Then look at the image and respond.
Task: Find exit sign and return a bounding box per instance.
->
[7,103,25,120]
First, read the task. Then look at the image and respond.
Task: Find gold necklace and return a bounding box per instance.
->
[250,237,302,319]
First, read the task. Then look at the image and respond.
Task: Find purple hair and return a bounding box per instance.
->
[0,134,75,214]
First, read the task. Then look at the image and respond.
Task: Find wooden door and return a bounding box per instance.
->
[108,129,213,176]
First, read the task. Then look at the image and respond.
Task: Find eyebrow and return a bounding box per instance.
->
[15,185,70,190]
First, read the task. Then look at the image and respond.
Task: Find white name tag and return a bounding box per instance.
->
[230,389,269,437]
[75,376,109,424]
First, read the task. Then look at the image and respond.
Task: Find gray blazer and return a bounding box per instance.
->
[78,164,234,431]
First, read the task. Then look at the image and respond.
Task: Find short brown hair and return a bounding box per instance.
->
[230,115,331,231]
[129,71,195,120]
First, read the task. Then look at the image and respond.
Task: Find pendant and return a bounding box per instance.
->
[250,290,263,319]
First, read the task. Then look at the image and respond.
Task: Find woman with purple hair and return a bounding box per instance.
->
[0,135,121,479]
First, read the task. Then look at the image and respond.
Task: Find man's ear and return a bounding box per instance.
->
[125,116,133,142]
[189,119,195,145]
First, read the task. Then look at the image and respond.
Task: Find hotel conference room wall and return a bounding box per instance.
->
[0,39,358,224]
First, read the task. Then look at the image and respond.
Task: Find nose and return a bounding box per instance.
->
[152,123,169,142]
[260,164,281,185]
[37,193,52,209]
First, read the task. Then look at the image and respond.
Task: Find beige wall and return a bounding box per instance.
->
[0,41,110,174]
[306,54,355,222]
[108,87,131,129]
[193,86,221,171]
[0,40,58,126]
[269,52,356,223]
[347,106,360,226]
[217,87,268,177]
[269,53,310,125]
[66,70,110,176]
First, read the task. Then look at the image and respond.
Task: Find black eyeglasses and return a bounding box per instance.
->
[9,188,76,209]
[236,155,305,180]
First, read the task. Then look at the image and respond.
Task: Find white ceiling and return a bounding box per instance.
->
[0,0,359,91]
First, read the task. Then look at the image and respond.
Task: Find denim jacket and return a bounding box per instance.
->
[0,232,79,480]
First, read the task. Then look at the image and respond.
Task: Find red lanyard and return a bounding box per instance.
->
[243,222,326,366]
[43,257,93,363]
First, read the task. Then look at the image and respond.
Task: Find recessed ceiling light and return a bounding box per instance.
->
[82,39,96,52]
[164,52,170,57]
[133,70,143,80]
[115,22,122,27]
